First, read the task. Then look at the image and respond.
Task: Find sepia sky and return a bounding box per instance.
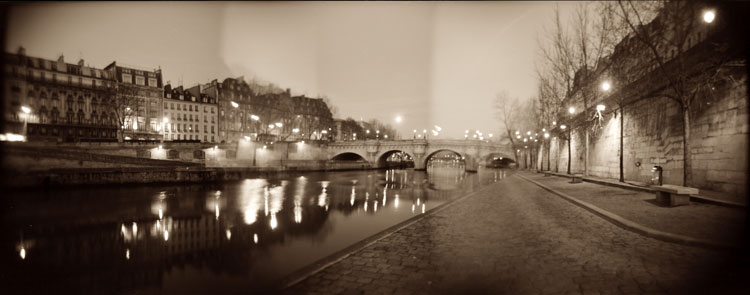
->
[5,1,578,139]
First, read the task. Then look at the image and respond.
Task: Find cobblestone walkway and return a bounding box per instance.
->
[285,173,748,294]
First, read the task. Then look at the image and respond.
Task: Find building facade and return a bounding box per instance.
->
[3,47,119,142]
[103,61,163,140]
[203,77,334,143]
[162,84,218,142]
[202,77,254,143]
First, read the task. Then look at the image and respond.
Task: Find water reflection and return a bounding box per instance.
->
[3,166,508,294]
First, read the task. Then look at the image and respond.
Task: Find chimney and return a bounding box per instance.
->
[58,54,64,63]
[286,88,291,95]
[17,46,25,56]
[78,59,85,67]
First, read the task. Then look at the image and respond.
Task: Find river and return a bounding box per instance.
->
[2,166,508,294]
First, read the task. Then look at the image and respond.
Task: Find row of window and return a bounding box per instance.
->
[13,70,115,88]
[169,134,215,142]
[165,112,216,123]
[165,102,216,113]
[121,73,158,87]
[164,123,215,134]
[18,58,110,79]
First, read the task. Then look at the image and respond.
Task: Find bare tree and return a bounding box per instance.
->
[615,0,742,186]
[105,84,143,142]
[494,91,524,164]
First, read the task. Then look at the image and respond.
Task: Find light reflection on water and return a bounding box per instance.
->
[3,166,508,294]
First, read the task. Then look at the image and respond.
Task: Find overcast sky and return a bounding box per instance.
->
[5,1,577,139]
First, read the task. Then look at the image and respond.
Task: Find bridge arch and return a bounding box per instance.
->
[423,149,466,169]
[376,149,415,168]
[331,152,368,162]
[483,152,516,168]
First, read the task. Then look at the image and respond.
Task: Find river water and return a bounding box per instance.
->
[2,166,508,294]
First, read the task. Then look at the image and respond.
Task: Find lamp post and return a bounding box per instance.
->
[250,114,260,141]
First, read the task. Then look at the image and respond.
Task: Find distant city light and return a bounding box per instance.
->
[395,116,402,123]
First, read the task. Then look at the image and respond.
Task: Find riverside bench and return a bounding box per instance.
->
[652,185,698,207]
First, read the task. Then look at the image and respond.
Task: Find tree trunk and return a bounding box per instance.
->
[585,130,589,176]
[619,105,624,182]
[555,138,560,172]
[567,129,572,174]
[547,140,551,171]
[682,107,693,186]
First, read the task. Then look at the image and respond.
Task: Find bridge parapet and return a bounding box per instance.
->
[327,139,514,172]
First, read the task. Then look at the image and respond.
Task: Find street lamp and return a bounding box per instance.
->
[230,101,239,108]
[601,81,611,92]
[395,116,402,123]
[703,10,715,23]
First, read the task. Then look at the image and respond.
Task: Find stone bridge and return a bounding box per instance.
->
[327,139,515,172]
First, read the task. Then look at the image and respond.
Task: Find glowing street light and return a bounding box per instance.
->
[544,133,550,138]
[395,116,402,123]
[292,128,299,133]
[21,106,31,114]
[250,114,259,121]
[552,121,557,126]
[230,101,239,108]
[703,10,716,23]
[275,122,283,127]
[568,107,576,114]
[560,125,567,130]
[527,131,531,135]
[601,81,611,91]
[596,104,606,111]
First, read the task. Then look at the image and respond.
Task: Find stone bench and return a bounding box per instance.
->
[571,173,583,183]
[652,185,699,207]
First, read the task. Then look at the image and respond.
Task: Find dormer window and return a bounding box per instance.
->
[180,95,184,100]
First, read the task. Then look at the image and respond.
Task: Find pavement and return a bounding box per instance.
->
[284,170,749,295]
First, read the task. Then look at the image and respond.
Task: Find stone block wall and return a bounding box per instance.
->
[550,76,748,198]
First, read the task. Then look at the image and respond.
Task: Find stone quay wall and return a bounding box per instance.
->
[544,76,748,198]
